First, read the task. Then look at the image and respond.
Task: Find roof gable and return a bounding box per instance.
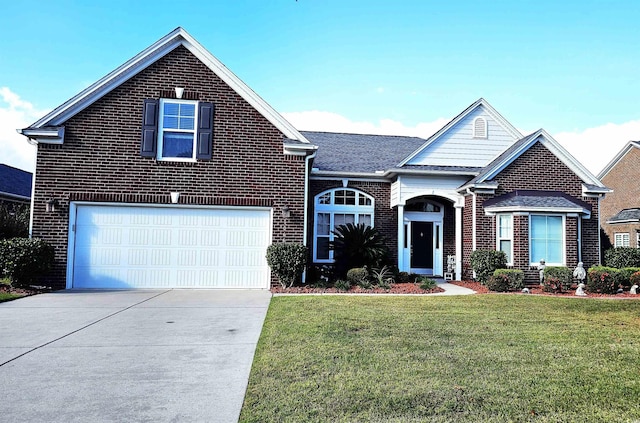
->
[25,27,308,144]
[597,140,640,179]
[461,129,605,191]
[399,98,522,167]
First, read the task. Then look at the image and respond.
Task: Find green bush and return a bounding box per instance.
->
[266,243,307,288]
[587,266,619,294]
[347,267,369,286]
[0,204,29,239]
[470,250,507,284]
[396,271,411,283]
[492,269,524,292]
[333,279,351,291]
[542,266,573,293]
[418,276,437,290]
[615,267,640,289]
[371,265,394,289]
[486,273,510,292]
[604,247,640,268]
[306,264,334,287]
[630,271,640,287]
[0,238,55,288]
[331,223,388,277]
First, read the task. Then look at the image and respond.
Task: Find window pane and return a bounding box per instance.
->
[499,215,512,238]
[531,215,546,238]
[531,239,545,263]
[162,132,194,158]
[335,214,355,227]
[318,193,331,204]
[163,115,179,129]
[548,216,562,240]
[316,213,330,235]
[500,240,511,263]
[547,240,562,263]
[359,195,372,206]
[358,214,372,227]
[179,103,195,117]
[316,237,330,260]
[334,190,356,205]
[178,117,194,130]
[530,215,563,264]
[164,102,179,116]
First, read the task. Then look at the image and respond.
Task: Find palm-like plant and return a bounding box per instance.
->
[331,223,389,277]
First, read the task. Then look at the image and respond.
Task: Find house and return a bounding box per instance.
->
[19,27,608,290]
[598,141,640,248]
[0,164,32,208]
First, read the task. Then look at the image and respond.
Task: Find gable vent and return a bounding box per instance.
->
[473,117,487,138]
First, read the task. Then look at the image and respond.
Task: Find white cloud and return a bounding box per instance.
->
[0,87,48,172]
[282,110,449,139]
[554,120,640,176]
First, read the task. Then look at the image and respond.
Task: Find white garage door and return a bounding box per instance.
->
[71,205,271,289]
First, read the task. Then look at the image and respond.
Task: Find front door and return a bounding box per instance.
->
[411,221,433,269]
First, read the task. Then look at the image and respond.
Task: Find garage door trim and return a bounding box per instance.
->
[66,202,273,289]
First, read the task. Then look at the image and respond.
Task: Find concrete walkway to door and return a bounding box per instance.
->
[0,289,271,423]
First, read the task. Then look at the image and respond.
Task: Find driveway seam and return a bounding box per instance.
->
[0,290,171,367]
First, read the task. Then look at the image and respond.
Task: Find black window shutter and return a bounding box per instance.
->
[140,99,159,157]
[196,102,214,159]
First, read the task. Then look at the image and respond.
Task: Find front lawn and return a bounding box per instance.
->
[0,292,23,303]
[240,296,640,422]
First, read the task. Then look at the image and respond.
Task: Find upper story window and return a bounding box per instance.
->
[473,117,487,138]
[158,99,198,160]
[314,188,374,262]
[140,98,215,161]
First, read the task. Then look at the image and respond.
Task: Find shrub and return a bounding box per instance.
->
[266,243,307,288]
[470,250,507,284]
[371,265,394,289]
[331,223,388,277]
[333,279,351,291]
[0,204,29,239]
[0,238,55,288]
[305,264,334,287]
[486,273,510,292]
[418,276,437,290]
[615,267,640,289]
[492,269,524,292]
[630,271,640,287]
[347,267,369,286]
[604,247,640,268]
[542,266,572,293]
[587,266,619,294]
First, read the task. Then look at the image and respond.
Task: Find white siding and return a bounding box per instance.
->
[407,106,518,167]
[391,175,468,206]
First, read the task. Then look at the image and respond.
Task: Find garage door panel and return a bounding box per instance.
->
[72,205,271,289]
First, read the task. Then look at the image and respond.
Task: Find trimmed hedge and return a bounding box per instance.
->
[543,266,573,293]
[604,247,640,268]
[0,238,55,288]
[630,271,640,287]
[266,243,307,288]
[616,267,640,289]
[487,269,524,292]
[470,250,507,284]
[587,266,619,294]
[347,267,370,288]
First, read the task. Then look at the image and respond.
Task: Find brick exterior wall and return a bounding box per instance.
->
[600,146,640,248]
[32,46,307,289]
[308,179,397,264]
[462,142,601,284]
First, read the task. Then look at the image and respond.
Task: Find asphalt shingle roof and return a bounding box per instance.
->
[0,164,32,199]
[484,190,591,212]
[608,208,640,223]
[301,131,425,173]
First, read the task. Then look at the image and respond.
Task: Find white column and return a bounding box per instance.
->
[397,204,404,271]
[455,204,463,280]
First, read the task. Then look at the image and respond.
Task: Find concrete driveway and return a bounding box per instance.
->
[0,289,272,423]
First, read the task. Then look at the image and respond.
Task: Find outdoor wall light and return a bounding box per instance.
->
[45,198,59,213]
[175,87,184,99]
[170,192,180,204]
[282,205,291,219]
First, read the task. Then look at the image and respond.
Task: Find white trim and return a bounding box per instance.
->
[528,214,566,266]
[472,192,477,251]
[26,28,309,144]
[397,98,522,167]
[496,214,513,265]
[66,202,273,289]
[454,204,463,280]
[484,205,590,219]
[598,141,640,179]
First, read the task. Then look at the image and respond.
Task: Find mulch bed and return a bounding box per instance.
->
[450,280,640,299]
[272,283,445,294]
[0,284,49,298]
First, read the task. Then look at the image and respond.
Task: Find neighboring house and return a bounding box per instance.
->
[598,141,640,248]
[0,164,32,208]
[19,28,608,290]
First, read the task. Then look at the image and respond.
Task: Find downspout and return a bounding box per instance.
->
[597,197,602,264]
[26,137,38,238]
[472,191,477,251]
[302,149,318,282]
[577,216,582,264]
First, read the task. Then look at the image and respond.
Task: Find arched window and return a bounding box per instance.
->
[405,199,441,212]
[314,188,375,262]
[473,117,487,138]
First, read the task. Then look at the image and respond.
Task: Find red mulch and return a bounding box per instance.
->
[271,282,444,295]
[450,280,640,299]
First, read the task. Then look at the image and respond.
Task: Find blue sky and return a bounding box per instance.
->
[2,0,640,173]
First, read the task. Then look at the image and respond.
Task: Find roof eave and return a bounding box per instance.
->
[390,168,480,177]
[17,126,65,144]
[606,219,640,224]
[484,205,590,218]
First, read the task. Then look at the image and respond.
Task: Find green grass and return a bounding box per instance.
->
[240,296,640,422]
[0,292,23,303]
